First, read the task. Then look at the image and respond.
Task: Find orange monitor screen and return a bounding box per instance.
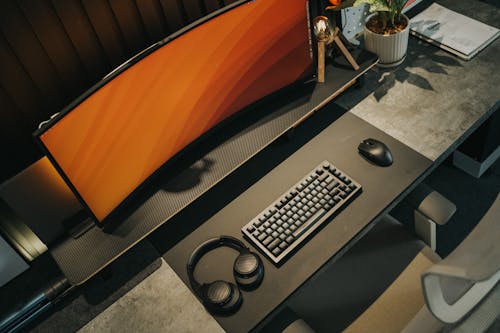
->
[37,0,314,223]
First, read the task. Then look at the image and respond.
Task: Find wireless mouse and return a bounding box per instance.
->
[358,138,393,167]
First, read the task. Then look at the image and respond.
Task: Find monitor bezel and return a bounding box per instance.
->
[34,0,319,226]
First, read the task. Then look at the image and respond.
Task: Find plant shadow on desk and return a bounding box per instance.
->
[373,38,462,101]
[344,37,463,105]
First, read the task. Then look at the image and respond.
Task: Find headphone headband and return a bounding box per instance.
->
[187,236,248,290]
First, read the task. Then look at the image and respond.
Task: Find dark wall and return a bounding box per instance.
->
[0,0,237,183]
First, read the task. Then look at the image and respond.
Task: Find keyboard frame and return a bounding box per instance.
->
[242,160,362,265]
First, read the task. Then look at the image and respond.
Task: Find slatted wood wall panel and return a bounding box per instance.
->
[0,0,232,183]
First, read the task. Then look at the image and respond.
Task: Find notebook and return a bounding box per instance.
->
[409,3,500,60]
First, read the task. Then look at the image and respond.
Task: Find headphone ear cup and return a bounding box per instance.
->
[233,251,264,290]
[202,281,242,315]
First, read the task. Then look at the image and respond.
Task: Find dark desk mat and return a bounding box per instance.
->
[163,112,432,333]
[50,50,378,285]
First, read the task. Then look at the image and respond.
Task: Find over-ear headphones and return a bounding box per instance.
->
[186,236,264,315]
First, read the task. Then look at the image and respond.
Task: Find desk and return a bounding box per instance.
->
[163,111,432,333]
[28,0,500,331]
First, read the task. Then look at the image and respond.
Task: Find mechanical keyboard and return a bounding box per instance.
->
[241,161,362,265]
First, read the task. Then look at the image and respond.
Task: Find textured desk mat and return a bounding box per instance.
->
[163,112,433,333]
[50,50,378,285]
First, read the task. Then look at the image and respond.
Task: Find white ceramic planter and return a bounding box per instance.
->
[364,14,410,67]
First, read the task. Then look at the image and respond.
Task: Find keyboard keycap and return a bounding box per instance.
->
[326,182,338,191]
[268,239,281,251]
[292,209,326,238]
[263,236,273,246]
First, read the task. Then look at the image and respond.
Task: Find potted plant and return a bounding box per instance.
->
[353,0,410,67]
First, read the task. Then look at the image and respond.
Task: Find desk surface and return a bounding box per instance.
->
[335,0,500,163]
[164,112,432,332]
[58,0,500,332]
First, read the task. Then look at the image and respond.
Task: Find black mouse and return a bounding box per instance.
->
[358,138,393,166]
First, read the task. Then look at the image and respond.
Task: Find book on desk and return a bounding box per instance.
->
[409,3,500,60]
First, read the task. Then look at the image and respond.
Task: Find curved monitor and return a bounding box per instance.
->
[35,0,315,224]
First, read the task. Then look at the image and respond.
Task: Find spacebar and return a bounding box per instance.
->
[292,209,326,238]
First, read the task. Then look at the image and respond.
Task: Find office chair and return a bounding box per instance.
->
[280,188,499,333]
